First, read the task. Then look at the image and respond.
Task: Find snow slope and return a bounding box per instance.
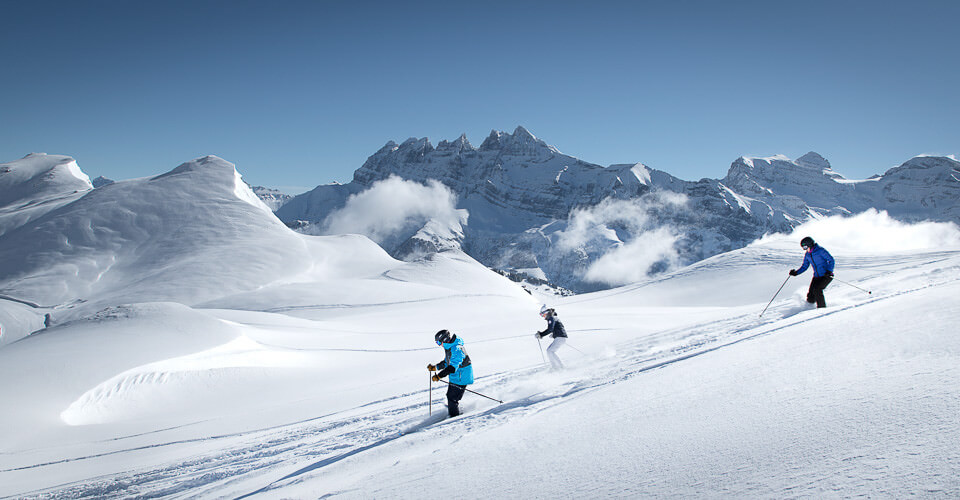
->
[0,211,957,498]
[0,153,92,238]
[0,155,506,345]
[0,156,309,312]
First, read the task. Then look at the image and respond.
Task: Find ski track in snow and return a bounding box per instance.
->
[8,256,958,499]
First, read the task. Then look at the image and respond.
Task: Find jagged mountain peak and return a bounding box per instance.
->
[399,137,429,147]
[512,125,536,141]
[397,137,435,162]
[359,138,436,171]
[476,126,556,155]
[796,152,831,170]
[377,141,400,153]
[92,176,115,188]
[357,127,565,182]
[505,126,551,153]
[437,133,475,152]
[480,129,505,151]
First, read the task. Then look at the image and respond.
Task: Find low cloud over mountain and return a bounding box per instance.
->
[276,128,960,292]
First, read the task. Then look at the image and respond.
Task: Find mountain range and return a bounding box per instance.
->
[275,127,960,291]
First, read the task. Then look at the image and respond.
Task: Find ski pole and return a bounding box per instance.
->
[760,275,791,318]
[536,335,546,364]
[429,373,433,416]
[833,278,872,295]
[436,379,503,404]
[566,342,586,356]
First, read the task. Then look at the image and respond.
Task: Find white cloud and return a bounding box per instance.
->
[753,209,960,252]
[320,176,462,244]
[554,191,689,286]
[583,226,682,286]
[557,191,687,251]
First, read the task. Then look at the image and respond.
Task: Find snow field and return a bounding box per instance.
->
[1,240,957,497]
[262,257,960,499]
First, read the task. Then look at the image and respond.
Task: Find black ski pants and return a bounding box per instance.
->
[446,383,466,417]
[806,275,833,308]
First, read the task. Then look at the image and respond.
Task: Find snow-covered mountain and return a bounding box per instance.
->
[277,128,959,291]
[0,153,94,238]
[0,155,312,310]
[0,156,309,342]
[0,154,527,344]
[91,175,114,188]
[250,184,292,211]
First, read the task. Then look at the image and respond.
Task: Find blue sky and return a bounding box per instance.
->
[2,1,957,193]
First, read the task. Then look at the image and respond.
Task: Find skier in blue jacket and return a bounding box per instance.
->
[428,330,474,417]
[789,236,835,308]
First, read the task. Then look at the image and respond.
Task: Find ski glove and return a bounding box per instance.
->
[427,364,436,372]
[789,269,798,276]
[431,374,441,382]
[534,332,541,339]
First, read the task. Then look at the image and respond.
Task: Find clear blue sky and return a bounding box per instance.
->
[2,1,957,192]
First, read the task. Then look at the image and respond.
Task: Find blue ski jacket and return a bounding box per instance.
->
[796,245,835,277]
[436,337,474,386]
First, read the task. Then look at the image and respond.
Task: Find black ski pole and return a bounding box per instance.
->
[760,275,791,318]
[436,379,503,404]
[536,335,546,364]
[429,373,433,416]
[833,278,872,295]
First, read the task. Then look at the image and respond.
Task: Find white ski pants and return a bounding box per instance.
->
[546,337,565,369]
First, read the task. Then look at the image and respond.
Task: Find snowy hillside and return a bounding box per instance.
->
[0,153,93,237]
[0,156,309,342]
[276,128,960,292]
[0,155,526,346]
[0,205,957,497]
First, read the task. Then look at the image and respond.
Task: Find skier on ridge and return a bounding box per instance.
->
[535,305,568,370]
[789,236,835,308]
[428,329,474,417]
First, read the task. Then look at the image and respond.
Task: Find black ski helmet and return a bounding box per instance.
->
[800,236,815,249]
[434,329,454,345]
